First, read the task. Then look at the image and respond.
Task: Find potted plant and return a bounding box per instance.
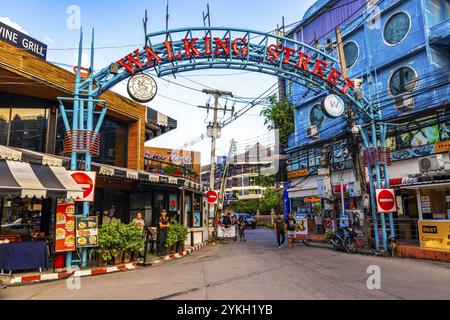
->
[97,222,120,266]
[165,220,189,254]
[165,222,179,254]
[123,223,145,263]
[176,222,189,253]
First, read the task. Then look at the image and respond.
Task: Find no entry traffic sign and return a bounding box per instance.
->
[207,190,219,204]
[376,189,397,213]
[69,171,97,202]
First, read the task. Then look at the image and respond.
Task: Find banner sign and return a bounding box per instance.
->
[76,216,98,248]
[217,226,236,238]
[418,220,450,250]
[54,202,76,253]
[0,21,47,59]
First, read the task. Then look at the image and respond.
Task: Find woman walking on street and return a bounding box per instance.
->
[238,216,247,242]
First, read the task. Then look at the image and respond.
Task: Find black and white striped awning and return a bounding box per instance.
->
[0,146,84,199]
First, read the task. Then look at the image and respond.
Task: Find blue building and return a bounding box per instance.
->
[284,0,450,244]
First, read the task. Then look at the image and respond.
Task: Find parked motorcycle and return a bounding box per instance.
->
[329,227,358,254]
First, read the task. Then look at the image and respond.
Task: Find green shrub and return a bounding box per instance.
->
[166,220,189,248]
[98,222,145,262]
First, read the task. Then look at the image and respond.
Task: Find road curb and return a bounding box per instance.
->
[150,241,209,265]
[9,263,138,286]
[8,242,210,286]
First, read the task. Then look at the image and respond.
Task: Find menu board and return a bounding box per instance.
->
[54,202,76,253]
[76,216,98,248]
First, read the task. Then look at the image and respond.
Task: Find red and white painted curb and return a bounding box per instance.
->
[9,263,137,285]
[9,242,210,285]
[151,241,209,265]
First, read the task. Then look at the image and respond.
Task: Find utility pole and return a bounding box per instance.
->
[198,89,234,236]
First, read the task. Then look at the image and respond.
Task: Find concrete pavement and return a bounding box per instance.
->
[1,228,449,300]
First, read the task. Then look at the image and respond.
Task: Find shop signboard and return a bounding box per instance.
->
[418,220,450,250]
[376,189,397,213]
[287,168,309,179]
[75,216,98,248]
[69,171,97,202]
[0,21,47,59]
[54,202,76,253]
[434,140,450,153]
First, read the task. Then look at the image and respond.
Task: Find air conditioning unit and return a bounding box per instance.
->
[306,125,320,139]
[395,92,414,111]
[419,155,445,172]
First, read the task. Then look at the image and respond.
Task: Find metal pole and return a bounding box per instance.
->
[209,94,219,218]
[80,29,95,269]
[360,127,380,250]
[371,120,387,251]
[340,180,345,218]
[380,123,395,238]
[66,28,83,269]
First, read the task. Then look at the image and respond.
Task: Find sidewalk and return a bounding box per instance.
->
[8,241,210,286]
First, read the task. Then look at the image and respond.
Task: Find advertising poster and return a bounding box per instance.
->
[54,202,76,253]
[76,216,98,248]
[193,211,202,228]
[418,221,450,250]
[295,216,308,236]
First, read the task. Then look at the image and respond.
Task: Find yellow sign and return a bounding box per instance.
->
[287,168,309,179]
[434,140,450,153]
[418,220,450,250]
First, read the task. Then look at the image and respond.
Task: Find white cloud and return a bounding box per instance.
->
[44,36,53,44]
[72,51,89,68]
[0,17,28,35]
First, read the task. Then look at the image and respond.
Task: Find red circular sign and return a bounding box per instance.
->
[71,172,94,200]
[377,189,396,212]
[207,191,218,204]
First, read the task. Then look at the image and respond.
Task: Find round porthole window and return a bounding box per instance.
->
[309,104,325,128]
[389,66,418,97]
[343,41,359,69]
[384,12,411,45]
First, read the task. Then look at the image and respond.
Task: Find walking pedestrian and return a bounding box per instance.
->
[274,213,286,249]
[157,210,170,257]
[286,212,296,248]
[238,216,247,242]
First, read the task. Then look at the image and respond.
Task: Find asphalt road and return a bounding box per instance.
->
[1,228,449,300]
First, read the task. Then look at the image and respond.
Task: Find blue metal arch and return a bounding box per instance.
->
[79,27,376,121]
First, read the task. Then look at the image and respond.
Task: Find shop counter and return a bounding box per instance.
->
[0,241,49,272]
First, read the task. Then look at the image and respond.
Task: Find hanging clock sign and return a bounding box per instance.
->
[321,94,345,119]
[127,73,158,103]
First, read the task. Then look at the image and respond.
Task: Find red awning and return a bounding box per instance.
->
[334,184,350,193]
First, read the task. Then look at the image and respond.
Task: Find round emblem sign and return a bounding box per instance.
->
[321,94,345,119]
[127,73,158,103]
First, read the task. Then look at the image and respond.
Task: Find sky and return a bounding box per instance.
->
[1,0,316,165]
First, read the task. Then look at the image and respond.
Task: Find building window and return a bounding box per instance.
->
[0,108,10,146]
[0,107,48,152]
[389,66,418,97]
[343,41,359,69]
[309,104,325,129]
[383,12,411,45]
